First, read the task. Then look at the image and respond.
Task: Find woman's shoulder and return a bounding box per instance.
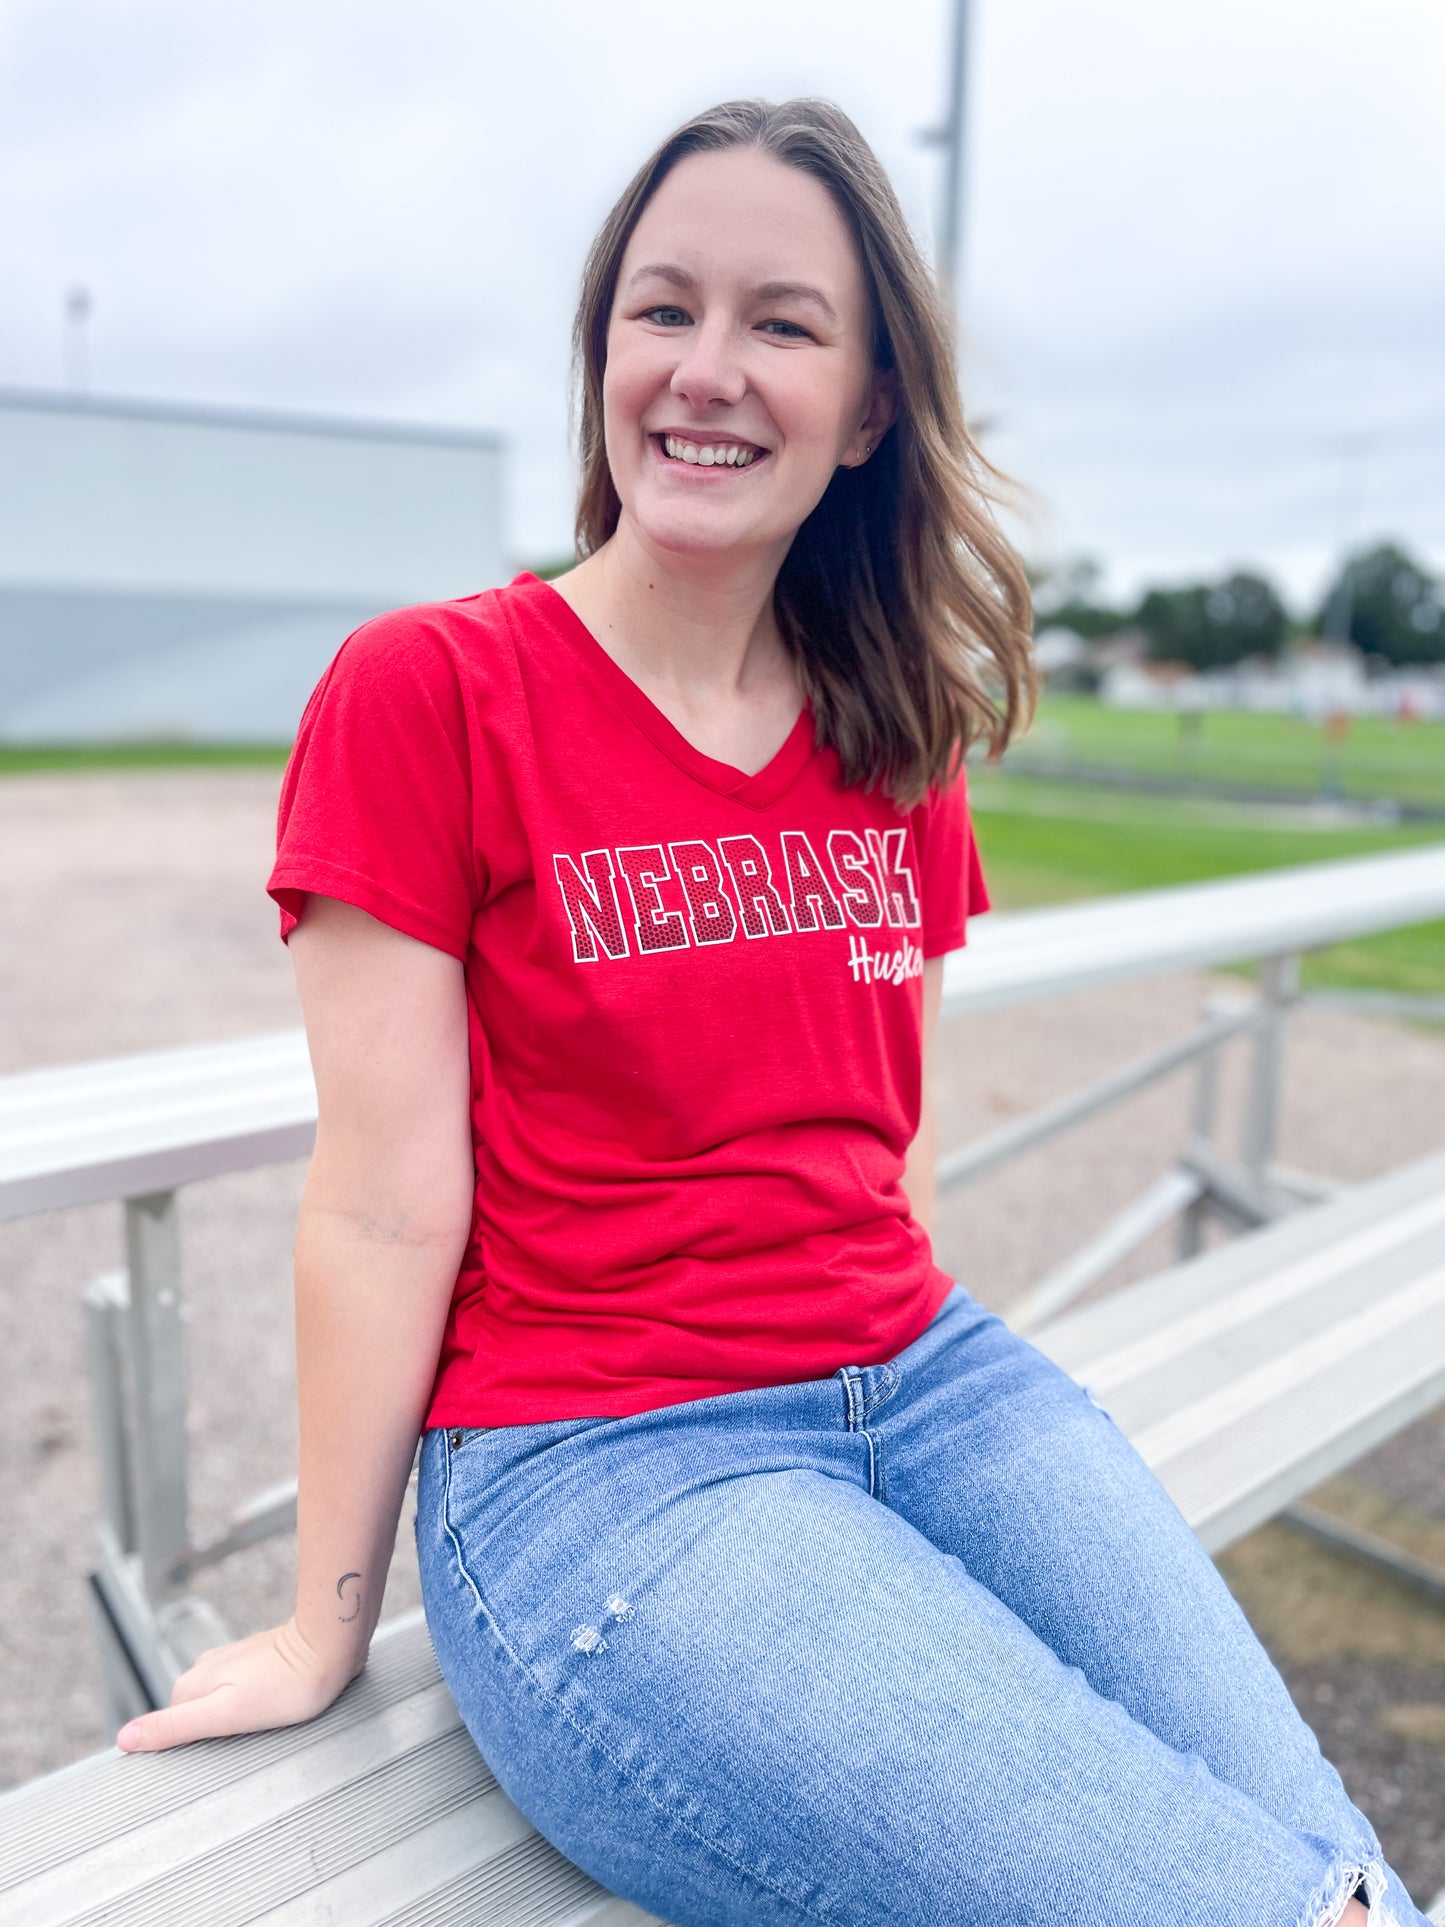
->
[327,575,541,691]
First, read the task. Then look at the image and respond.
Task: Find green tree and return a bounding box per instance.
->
[1133,570,1287,669]
[1028,554,1128,640]
[1314,542,1445,664]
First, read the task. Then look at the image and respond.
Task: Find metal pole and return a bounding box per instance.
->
[934,1003,1258,1195]
[123,1190,192,1607]
[83,1269,136,1557]
[1320,432,1373,643]
[937,0,972,307]
[1241,952,1301,1194]
[1179,996,1227,1259]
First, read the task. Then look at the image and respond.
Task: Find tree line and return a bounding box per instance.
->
[1031,542,1445,671]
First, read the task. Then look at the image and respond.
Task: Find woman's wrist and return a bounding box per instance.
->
[291,1592,376,1683]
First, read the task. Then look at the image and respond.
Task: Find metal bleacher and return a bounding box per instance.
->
[2,842,1444,1923]
[5,1140,1444,1924]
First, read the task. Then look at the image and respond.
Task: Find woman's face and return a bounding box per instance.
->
[603,146,895,566]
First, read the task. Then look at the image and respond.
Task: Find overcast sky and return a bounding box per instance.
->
[3,0,1441,612]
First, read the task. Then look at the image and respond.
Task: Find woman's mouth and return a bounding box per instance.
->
[653,433,768,470]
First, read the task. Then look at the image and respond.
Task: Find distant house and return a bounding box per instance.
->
[1273,638,1370,718]
[0,387,506,743]
[1098,654,1197,708]
[1032,624,1089,673]
[1031,623,1102,693]
[1089,630,1445,720]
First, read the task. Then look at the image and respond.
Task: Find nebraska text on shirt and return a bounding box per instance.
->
[553,827,922,969]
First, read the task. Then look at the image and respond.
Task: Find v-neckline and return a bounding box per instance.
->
[518,572,816,811]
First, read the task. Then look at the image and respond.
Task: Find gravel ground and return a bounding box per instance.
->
[2,769,1442,1895]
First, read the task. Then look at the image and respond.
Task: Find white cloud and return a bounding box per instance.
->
[2,0,1441,606]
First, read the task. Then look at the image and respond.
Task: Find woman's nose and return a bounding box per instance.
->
[669,319,747,410]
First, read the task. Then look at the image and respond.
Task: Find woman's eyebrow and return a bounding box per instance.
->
[752,279,839,324]
[624,263,838,324]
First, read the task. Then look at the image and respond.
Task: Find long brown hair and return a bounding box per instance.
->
[572,97,1038,807]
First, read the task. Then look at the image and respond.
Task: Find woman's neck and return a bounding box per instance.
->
[551,519,796,706]
[547,519,805,775]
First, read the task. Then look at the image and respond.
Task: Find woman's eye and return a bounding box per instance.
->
[759,319,812,339]
[641,306,691,327]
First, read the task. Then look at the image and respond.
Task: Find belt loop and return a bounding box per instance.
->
[855,1362,899,1421]
[841,1366,865,1431]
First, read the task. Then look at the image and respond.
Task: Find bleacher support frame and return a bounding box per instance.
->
[1,841,1442,1725]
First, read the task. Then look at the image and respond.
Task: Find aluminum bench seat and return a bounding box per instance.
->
[0,1612,662,1927]
[5,1144,1444,1925]
[1033,1141,1445,1553]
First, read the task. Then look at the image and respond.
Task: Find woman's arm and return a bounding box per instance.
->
[901,955,945,1235]
[117,895,474,1750]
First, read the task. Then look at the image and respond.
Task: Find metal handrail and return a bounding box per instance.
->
[939,840,1445,1015]
[3,840,1441,1723]
[4,843,1443,1221]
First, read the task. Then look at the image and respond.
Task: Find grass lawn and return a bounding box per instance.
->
[966,767,1445,1006]
[0,743,290,774]
[1007,692,1445,812]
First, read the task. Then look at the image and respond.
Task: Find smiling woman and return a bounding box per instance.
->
[114,93,1420,1927]
[568,104,1034,805]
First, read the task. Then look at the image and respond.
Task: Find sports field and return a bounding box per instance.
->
[965,768,1445,1005]
[1006,692,1445,812]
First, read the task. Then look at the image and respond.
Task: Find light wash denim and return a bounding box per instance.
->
[415,1283,1427,1925]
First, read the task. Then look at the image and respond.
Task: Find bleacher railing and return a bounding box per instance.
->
[3,842,1443,1724]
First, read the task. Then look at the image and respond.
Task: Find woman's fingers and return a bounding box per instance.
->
[167,1663,216,1706]
[117,1684,239,1753]
[112,1621,356,1753]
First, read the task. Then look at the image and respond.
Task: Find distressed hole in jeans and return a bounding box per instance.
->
[1313,1861,1405,1927]
[572,1624,607,1656]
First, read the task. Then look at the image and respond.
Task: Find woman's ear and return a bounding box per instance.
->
[869,366,901,437]
[848,366,900,466]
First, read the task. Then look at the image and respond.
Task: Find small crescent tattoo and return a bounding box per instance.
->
[336,1571,363,1623]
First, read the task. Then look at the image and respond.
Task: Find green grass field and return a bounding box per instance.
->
[967,767,1445,1007]
[0,743,290,774]
[1006,692,1445,812]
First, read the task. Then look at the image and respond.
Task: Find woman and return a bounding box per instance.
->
[117,98,1419,1926]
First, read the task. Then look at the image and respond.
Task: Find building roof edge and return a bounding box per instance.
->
[0,384,503,452]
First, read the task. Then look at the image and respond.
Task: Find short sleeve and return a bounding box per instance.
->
[266,608,481,959]
[917,762,991,958]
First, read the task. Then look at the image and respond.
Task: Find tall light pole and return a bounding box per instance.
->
[1321,432,1373,643]
[938,0,971,306]
[919,0,972,317]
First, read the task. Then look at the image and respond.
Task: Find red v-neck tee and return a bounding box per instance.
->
[267,571,991,1425]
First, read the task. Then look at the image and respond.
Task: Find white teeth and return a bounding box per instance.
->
[661,435,759,468]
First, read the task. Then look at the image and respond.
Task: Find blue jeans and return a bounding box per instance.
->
[415,1283,1426,1925]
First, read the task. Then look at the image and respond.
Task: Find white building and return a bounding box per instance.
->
[0,387,506,742]
[1097,637,1445,720]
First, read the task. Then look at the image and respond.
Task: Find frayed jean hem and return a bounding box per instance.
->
[1301,1859,1417,1927]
